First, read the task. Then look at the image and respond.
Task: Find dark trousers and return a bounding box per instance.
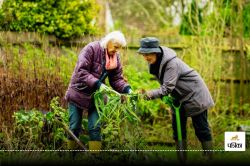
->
[68,101,101,141]
[171,109,212,142]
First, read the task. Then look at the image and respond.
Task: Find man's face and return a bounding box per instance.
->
[142,53,157,64]
[107,41,121,56]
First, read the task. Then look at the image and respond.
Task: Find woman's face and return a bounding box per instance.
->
[107,40,121,56]
[142,53,157,64]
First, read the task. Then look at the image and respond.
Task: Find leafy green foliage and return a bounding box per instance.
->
[12,109,45,149]
[0,0,99,39]
[94,87,146,150]
[10,97,69,149]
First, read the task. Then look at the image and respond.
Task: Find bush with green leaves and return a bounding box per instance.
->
[10,97,69,149]
[0,0,99,39]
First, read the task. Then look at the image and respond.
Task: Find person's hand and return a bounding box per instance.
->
[144,92,151,100]
[138,89,151,100]
[138,89,146,94]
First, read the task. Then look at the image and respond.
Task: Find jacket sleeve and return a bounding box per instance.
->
[147,60,180,99]
[108,56,130,93]
[75,45,99,88]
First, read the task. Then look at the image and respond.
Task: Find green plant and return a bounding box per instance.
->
[0,0,99,39]
[10,97,69,150]
[12,109,45,149]
[93,86,145,150]
[122,54,163,124]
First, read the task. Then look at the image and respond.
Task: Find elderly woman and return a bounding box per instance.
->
[65,31,132,152]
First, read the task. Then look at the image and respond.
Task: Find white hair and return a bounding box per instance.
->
[100,31,127,48]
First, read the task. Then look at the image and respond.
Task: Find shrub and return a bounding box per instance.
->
[0,0,99,39]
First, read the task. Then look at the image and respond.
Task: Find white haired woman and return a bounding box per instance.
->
[65,31,132,152]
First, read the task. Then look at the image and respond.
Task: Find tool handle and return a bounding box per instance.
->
[55,118,87,150]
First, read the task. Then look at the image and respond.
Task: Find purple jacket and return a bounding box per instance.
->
[65,41,130,109]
